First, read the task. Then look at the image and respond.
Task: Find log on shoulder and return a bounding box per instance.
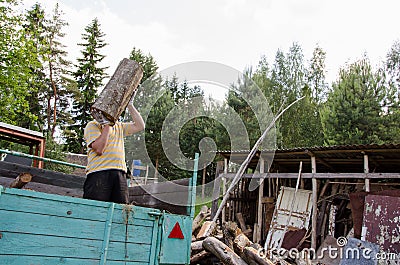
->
[91,58,143,124]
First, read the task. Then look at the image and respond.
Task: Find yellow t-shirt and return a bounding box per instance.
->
[84,121,131,174]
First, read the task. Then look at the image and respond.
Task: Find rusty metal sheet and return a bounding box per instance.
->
[349,190,400,239]
[362,195,400,255]
[264,186,312,250]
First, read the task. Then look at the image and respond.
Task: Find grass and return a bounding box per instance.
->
[193,196,213,217]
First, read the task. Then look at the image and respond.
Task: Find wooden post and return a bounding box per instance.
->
[202,163,206,200]
[255,157,265,243]
[311,155,318,250]
[364,154,370,192]
[222,158,228,223]
[211,161,223,219]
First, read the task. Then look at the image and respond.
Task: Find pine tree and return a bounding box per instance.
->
[65,18,108,153]
[385,41,400,143]
[321,57,389,145]
[22,3,47,131]
[44,3,74,138]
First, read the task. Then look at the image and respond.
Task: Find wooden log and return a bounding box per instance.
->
[202,237,248,265]
[196,221,216,240]
[234,232,252,253]
[9,172,32,189]
[192,205,210,233]
[243,247,275,265]
[236,212,252,237]
[91,58,143,125]
[190,250,212,264]
[191,240,204,252]
[223,221,239,249]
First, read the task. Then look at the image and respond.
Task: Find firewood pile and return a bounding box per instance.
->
[190,206,289,265]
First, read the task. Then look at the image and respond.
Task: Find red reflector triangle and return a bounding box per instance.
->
[168,221,184,239]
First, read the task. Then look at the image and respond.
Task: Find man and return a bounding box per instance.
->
[83,103,145,203]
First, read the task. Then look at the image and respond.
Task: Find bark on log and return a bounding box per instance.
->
[243,247,275,265]
[196,220,216,240]
[223,221,239,249]
[192,205,210,233]
[91,58,143,125]
[190,250,212,264]
[202,237,248,265]
[9,172,32,189]
[236,213,252,237]
[191,240,204,252]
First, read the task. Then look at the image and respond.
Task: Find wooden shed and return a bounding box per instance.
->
[213,144,400,250]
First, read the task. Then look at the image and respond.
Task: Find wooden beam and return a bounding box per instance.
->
[255,157,265,243]
[222,158,228,224]
[306,150,336,172]
[221,172,400,179]
[363,153,370,192]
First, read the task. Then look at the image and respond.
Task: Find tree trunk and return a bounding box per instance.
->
[49,55,57,138]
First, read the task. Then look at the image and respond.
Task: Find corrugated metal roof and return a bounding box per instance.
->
[217,143,400,173]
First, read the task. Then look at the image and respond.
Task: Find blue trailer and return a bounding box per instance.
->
[0,155,199,264]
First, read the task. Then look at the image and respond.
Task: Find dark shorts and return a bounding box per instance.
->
[83,169,128,204]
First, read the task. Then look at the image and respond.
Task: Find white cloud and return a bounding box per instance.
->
[20,0,400,85]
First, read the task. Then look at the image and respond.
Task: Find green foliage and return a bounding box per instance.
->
[129,47,158,82]
[65,18,108,153]
[43,134,73,174]
[0,0,39,128]
[321,57,392,145]
[43,3,74,137]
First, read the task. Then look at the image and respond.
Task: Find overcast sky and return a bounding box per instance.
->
[23,0,399,93]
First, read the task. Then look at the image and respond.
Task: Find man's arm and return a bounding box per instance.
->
[126,104,145,135]
[90,124,110,156]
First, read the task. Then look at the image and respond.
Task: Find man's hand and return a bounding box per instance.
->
[127,104,145,134]
[90,124,110,156]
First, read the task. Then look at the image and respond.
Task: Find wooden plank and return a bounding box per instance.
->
[0,256,149,265]
[0,209,154,247]
[0,187,160,224]
[129,191,189,215]
[0,232,152,262]
[128,178,189,195]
